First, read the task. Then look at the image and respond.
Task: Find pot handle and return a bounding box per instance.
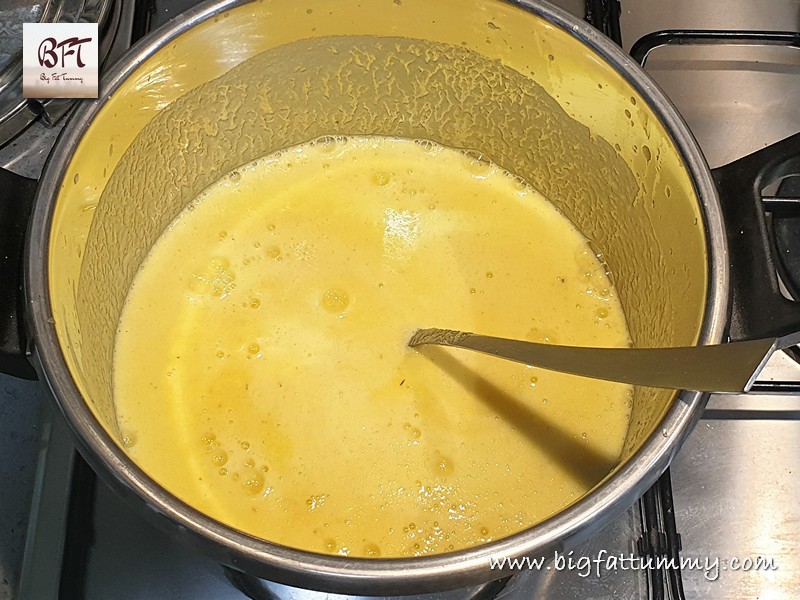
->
[0,168,38,380]
[711,131,800,343]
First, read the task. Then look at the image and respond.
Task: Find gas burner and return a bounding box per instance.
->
[0,0,151,178]
[1,0,116,147]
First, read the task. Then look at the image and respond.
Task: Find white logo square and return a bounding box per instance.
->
[22,22,99,99]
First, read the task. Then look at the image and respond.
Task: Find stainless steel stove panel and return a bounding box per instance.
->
[671,398,800,599]
[621,0,800,167]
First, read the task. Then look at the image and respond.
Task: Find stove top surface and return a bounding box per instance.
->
[1,1,799,599]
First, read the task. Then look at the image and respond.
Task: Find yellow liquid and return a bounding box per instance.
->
[114,136,632,558]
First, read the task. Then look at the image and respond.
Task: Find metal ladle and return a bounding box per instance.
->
[408,328,800,393]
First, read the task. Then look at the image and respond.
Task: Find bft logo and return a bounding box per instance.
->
[23,23,98,99]
[37,36,93,69]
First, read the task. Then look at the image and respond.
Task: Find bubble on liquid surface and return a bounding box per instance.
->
[243,471,265,494]
[322,288,350,313]
[364,543,381,557]
[373,171,391,186]
[462,150,493,178]
[435,455,454,476]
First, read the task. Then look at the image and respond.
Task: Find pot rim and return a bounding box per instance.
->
[25,0,729,593]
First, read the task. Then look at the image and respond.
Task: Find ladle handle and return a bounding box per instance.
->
[409,328,777,393]
[0,168,38,380]
[712,131,800,342]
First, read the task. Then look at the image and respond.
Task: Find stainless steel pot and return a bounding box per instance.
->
[2,0,799,594]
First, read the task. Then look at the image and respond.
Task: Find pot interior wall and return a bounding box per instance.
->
[48,0,708,486]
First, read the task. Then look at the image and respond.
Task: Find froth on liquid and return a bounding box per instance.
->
[113,135,633,558]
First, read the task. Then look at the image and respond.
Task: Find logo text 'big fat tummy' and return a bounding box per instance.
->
[23,23,98,99]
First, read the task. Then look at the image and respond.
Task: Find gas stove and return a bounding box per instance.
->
[0,1,798,599]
